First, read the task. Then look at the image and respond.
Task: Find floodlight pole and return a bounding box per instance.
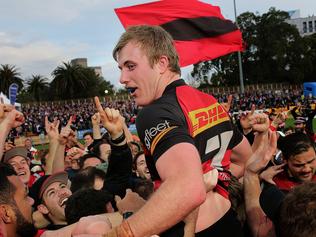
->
[233,0,245,93]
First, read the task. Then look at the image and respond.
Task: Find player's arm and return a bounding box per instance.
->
[127,142,206,237]
[230,135,252,178]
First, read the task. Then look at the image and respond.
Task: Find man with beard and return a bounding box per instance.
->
[0,162,37,237]
[273,132,316,192]
[29,172,72,231]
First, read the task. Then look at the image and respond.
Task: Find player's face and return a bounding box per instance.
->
[117,42,161,106]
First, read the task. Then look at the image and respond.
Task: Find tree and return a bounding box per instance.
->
[51,62,91,100]
[192,8,308,87]
[26,75,49,102]
[50,62,115,100]
[97,78,115,96]
[0,64,24,96]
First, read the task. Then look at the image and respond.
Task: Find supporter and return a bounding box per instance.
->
[294,116,306,133]
[24,137,38,159]
[2,147,36,187]
[65,188,114,225]
[273,132,316,192]
[78,153,103,169]
[132,151,151,180]
[28,171,71,230]
[278,182,316,237]
[70,167,107,193]
[0,163,37,237]
[128,141,142,158]
[83,132,94,151]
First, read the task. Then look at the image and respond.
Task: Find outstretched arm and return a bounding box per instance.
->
[0,105,24,160]
[244,125,277,237]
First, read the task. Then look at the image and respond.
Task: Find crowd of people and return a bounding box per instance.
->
[17,88,316,137]
[19,100,138,136]
[1,25,316,237]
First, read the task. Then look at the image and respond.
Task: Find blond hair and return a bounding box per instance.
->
[113,25,181,74]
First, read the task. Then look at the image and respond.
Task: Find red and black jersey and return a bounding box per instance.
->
[136,80,243,197]
[273,169,316,192]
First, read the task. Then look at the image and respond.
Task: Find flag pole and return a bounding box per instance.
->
[233,0,245,94]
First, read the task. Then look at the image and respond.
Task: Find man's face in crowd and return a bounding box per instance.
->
[24,140,32,150]
[8,176,37,237]
[287,147,316,182]
[117,42,162,106]
[84,135,93,147]
[136,154,151,180]
[8,156,31,185]
[38,181,72,224]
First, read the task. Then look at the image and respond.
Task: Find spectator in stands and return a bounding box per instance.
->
[128,141,142,158]
[28,171,71,231]
[83,132,94,151]
[78,153,103,170]
[24,137,38,159]
[2,147,36,187]
[0,163,37,237]
[133,151,151,180]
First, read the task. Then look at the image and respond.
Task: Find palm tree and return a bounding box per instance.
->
[26,75,49,102]
[51,62,90,100]
[0,64,23,95]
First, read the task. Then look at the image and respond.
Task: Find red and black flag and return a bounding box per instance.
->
[115,0,243,67]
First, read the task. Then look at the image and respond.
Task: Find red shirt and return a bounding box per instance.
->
[273,170,316,192]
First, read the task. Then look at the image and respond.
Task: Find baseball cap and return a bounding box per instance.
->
[295,117,306,125]
[29,171,68,208]
[3,147,29,164]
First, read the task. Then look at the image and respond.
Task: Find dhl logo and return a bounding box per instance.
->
[188,103,229,137]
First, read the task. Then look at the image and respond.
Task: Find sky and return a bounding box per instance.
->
[0,0,315,89]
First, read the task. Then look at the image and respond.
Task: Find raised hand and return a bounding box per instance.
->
[259,163,285,185]
[0,104,24,129]
[94,97,123,139]
[251,113,270,133]
[246,131,277,175]
[271,112,287,129]
[91,112,101,126]
[58,116,75,145]
[45,116,60,140]
[240,104,256,131]
[220,94,233,112]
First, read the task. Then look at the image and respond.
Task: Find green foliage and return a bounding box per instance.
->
[192,8,316,88]
[26,75,49,102]
[0,64,24,95]
[50,62,115,100]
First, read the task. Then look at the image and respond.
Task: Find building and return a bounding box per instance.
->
[71,58,88,68]
[286,9,316,36]
[71,58,103,77]
[90,66,102,77]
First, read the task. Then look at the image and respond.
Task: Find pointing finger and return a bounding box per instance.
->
[94,96,104,114]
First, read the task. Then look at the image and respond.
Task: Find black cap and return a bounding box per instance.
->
[29,172,68,208]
